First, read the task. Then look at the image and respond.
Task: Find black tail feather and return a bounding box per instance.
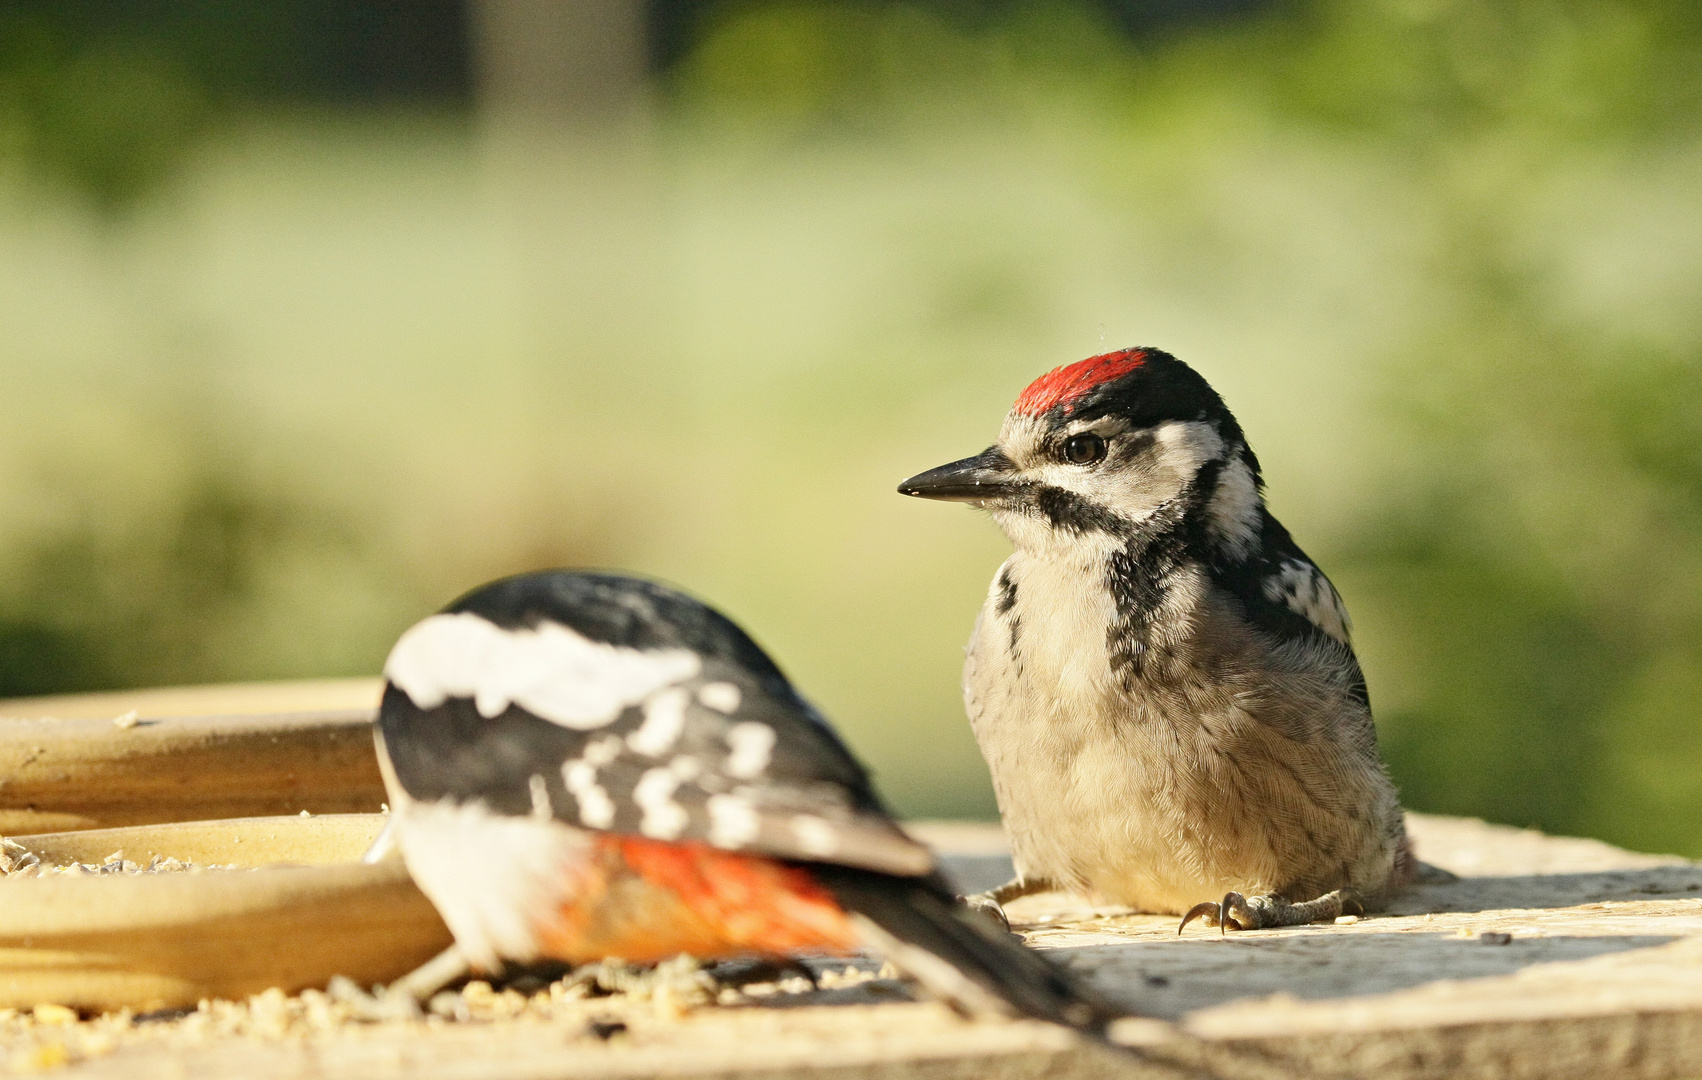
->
[811,866,1124,1037]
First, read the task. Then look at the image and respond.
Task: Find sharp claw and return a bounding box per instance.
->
[1178,901,1221,935]
[964,893,1012,934]
[1339,888,1365,918]
[1220,891,1251,932]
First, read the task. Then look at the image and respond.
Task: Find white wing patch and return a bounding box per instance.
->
[706,794,760,848]
[790,814,841,857]
[385,612,701,730]
[725,722,777,779]
[697,682,742,713]
[561,760,616,828]
[527,774,553,820]
[627,687,690,757]
[634,767,689,840]
[1263,560,1351,643]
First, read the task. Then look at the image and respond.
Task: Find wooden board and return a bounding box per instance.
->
[3,813,1699,1079]
[0,680,383,721]
[0,815,452,1014]
[0,682,386,833]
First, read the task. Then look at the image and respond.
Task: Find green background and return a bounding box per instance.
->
[1,0,1700,855]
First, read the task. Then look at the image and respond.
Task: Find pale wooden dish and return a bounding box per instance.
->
[0,813,452,1013]
[0,679,388,834]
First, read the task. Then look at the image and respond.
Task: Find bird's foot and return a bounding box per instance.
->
[963,891,1013,933]
[961,875,1056,934]
[1178,888,1363,934]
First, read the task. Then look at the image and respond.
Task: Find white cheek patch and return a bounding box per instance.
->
[627,687,690,757]
[384,612,701,730]
[1264,560,1352,643]
[1206,455,1261,561]
[1152,420,1227,473]
[725,722,777,779]
[634,768,689,840]
[706,794,760,848]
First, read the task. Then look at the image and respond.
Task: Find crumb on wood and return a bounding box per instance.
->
[0,844,238,878]
[0,955,906,1066]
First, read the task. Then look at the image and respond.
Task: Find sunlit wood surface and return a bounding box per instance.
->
[0,681,386,834]
[2,684,1698,1078]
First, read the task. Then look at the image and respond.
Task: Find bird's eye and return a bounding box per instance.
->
[1062,433,1107,465]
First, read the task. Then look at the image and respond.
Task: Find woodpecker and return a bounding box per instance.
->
[372,570,1120,1031]
[898,348,1410,932]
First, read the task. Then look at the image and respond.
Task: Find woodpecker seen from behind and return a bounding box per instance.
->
[373,570,1120,1031]
[898,348,1410,932]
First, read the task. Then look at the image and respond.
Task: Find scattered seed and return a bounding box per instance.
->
[32,1004,78,1025]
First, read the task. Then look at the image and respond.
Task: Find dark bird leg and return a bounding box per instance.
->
[964,876,1059,932]
[1178,888,1363,934]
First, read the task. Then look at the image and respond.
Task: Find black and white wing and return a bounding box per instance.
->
[376,572,933,878]
[1210,511,1354,648]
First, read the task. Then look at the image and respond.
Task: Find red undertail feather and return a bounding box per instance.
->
[535,835,859,965]
[1013,348,1147,416]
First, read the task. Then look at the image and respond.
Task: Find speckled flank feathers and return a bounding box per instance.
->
[376,571,1122,1036]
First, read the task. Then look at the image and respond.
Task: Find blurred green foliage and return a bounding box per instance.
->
[1,0,1700,849]
[0,0,468,214]
[0,18,206,215]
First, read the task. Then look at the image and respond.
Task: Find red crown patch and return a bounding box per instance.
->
[1013,349,1147,416]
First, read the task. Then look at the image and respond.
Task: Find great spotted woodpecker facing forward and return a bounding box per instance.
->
[898,348,1411,932]
[372,570,1118,1031]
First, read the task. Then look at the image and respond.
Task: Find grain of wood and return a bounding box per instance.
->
[0,700,386,834]
[2,813,1699,1079]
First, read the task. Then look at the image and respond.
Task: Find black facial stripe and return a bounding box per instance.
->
[1107,429,1156,467]
[1032,485,1130,535]
[1191,457,1226,515]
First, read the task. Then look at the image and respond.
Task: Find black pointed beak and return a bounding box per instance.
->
[897,447,1018,502]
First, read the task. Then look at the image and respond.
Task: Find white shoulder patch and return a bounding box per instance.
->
[384,612,701,729]
[1262,560,1352,644]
